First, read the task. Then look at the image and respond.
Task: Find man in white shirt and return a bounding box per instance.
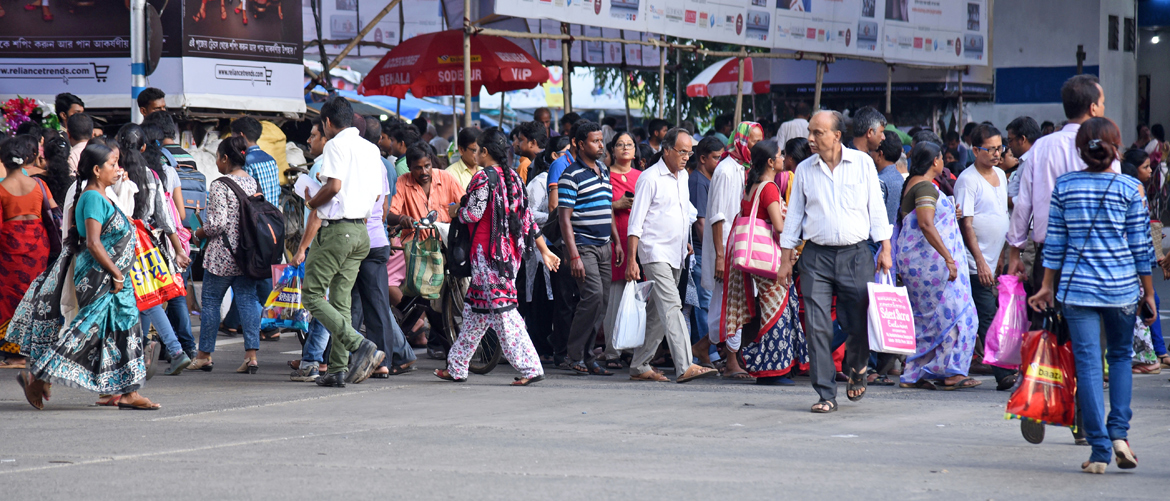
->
[777,110,893,413]
[954,124,1015,390]
[776,102,811,150]
[302,97,387,388]
[626,129,718,383]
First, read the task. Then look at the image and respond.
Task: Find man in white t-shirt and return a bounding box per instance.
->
[954,123,1015,390]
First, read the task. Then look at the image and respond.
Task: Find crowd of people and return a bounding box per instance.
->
[0,74,1164,474]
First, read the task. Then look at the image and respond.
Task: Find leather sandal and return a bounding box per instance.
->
[630,370,669,382]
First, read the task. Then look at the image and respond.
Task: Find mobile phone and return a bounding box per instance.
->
[624,191,634,198]
[1140,300,1157,322]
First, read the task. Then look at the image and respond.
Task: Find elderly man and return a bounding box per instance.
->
[777,110,893,414]
[626,129,718,383]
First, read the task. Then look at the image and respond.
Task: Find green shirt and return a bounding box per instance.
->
[75,190,115,237]
[395,156,409,176]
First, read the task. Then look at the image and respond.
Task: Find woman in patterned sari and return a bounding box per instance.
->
[9,141,159,410]
[895,141,980,390]
[721,141,808,385]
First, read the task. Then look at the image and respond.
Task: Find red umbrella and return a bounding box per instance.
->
[685,57,770,98]
[359,29,549,99]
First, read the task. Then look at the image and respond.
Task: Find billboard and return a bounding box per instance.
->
[301,0,443,57]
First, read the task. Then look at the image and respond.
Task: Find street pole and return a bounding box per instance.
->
[624,70,631,130]
[885,65,892,115]
[657,45,665,119]
[957,69,964,131]
[130,0,146,124]
[675,47,682,125]
[733,52,745,124]
[812,60,825,111]
[462,0,472,128]
[561,23,572,115]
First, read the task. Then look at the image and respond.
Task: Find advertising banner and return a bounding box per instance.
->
[881,0,986,65]
[772,0,881,56]
[302,0,443,57]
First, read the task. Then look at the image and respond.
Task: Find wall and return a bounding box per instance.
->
[1099,0,1138,144]
[1138,24,1170,133]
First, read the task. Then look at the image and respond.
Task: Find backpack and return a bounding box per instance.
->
[173,150,208,227]
[215,177,286,280]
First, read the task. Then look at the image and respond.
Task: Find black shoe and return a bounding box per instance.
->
[346,340,384,384]
[1021,420,1045,444]
[996,373,1018,391]
[316,370,348,387]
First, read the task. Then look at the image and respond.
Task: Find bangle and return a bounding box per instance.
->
[571,256,581,261]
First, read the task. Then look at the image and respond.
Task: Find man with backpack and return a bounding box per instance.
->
[303,96,388,387]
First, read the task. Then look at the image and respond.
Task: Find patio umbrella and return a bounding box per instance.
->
[685,57,770,98]
[359,29,549,99]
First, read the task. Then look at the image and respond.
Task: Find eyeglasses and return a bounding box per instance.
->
[974,145,1006,155]
[615,142,636,149]
[666,146,693,159]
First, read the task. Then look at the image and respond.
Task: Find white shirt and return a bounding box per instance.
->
[627,159,690,268]
[954,166,1009,274]
[1006,149,1030,200]
[526,172,549,226]
[317,127,387,220]
[776,118,809,150]
[701,156,746,290]
[780,145,893,248]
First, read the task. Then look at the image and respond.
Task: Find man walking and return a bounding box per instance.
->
[558,121,613,375]
[231,117,281,205]
[777,102,811,148]
[850,106,886,154]
[778,110,893,413]
[955,124,1015,390]
[303,97,386,387]
[626,129,718,383]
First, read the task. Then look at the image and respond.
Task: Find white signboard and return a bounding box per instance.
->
[302,0,443,57]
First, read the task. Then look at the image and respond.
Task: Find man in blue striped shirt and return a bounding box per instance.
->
[557,121,614,375]
[231,117,281,205]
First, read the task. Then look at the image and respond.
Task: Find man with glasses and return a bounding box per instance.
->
[954,124,1015,391]
[625,129,718,383]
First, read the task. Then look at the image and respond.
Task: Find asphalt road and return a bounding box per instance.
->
[1,330,1168,500]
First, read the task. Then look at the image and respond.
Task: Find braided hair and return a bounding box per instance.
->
[115,124,153,219]
[67,142,115,252]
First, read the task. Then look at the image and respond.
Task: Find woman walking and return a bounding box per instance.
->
[895,141,980,390]
[189,136,266,374]
[435,128,561,385]
[0,135,57,368]
[720,141,808,385]
[10,142,159,410]
[1028,117,1150,474]
[600,131,643,370]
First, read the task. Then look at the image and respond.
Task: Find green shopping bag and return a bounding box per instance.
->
[403,229,444,299]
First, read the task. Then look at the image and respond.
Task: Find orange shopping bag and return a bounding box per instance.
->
[131,220,186,311]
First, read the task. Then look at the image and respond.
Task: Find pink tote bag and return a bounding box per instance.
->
[728,176,786,279]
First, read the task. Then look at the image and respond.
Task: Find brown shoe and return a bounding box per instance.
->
[630,370,669,382]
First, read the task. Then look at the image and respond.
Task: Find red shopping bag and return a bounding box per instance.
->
[131,220,187,311]
[1005,311,1077,431]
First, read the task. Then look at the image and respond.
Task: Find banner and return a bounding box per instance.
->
[301,0,443,57]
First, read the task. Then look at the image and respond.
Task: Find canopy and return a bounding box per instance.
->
[359,29,549,99]
[685,57,770,98]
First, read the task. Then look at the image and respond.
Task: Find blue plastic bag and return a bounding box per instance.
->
[260,264,312,332]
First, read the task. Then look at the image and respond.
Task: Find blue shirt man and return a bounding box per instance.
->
[244,145,281,205]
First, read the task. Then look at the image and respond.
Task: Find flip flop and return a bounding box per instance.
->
[389,364,416,375]
[941,377,981,390]
[724,371,754,380]
[95,394,122,407]
[630,370,669,382]
[0,359,28,369]
[511,375,545,386]
[898,379,938,390]
[16,372,43,410]
[677,366,717,383]
[433,369,465,382]
[117,398,161,410]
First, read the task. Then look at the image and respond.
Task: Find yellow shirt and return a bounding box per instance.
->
[447,159,481,189]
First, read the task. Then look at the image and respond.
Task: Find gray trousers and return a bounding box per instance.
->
[797,242,874,402]
[631,262,694,376]
[603,280,628,360]
[566,244,610,363]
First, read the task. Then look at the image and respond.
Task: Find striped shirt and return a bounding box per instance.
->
[557,158,612,246]
[244,145,281,205]
[1042,172,1152,308]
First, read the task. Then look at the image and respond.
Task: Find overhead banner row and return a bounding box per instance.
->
[494,0,988,67]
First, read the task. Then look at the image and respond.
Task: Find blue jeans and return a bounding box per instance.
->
[1151,292,1167,357]
[301,318,331,364]
[1063,304,1135,464]
[199,272,264,353]
[688,256,710,345]
[223,279,274,331]
[167,267,195,354]
[141,305,182,357]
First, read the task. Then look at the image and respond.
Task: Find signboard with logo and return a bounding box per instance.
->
[300,0,443,57]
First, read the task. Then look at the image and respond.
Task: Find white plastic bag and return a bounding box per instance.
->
[612,280,655,351]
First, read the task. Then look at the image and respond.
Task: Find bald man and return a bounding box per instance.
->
[777,110,893,414]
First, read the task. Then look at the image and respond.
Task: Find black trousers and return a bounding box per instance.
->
[351,246,415,368]
[548,251,579,360]
[519,261,556,357]
[798,241,874,402]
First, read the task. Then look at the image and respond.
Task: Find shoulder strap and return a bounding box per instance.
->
[161,147,178,169]
[778,171,790,202]
[35,177,49,208]
[1060,174,1119,304]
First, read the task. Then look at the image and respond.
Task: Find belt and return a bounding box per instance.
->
[321,218,365,227]
[804,241,867,251]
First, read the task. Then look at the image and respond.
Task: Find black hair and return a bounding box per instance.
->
[67,142,115,252]
[1153,124,1166,142]
[794,101,811,118]
[1040,121,1055,131]
[380,117,404,136]
[1,134,39,170]
[216,135,249,168]
[908,141,942,178]
[516,121,549,150]
[141,122,168,182]
[647,118,670,135]
[115,123,153,219]
[852,106,886,138]
[66,113,94,141]
[714,113,733,132]
[477,127,510,166]
[457,127,480,150]
[969,124,1001,149]
[602,116,618,128]
[144,110,178,140]
[320,96,354,129]
[745,140,780,195]
[695,136,725,160]
[1006,116,1041,145]
[961,122,978,140]
[875,131,903,163]
[784,137,812,166]
[55,93,84,119]
[913,129,943,147]
[1123,147,1150,171]
[631,127,647,143]
[607,131,643,169]
[532,135,572,182]
[1061,74,1101,119]
[41,134,73,205]
[361,115,381,144]
[390,124,420,146]
[15,121,40,137]
[231,116,264,143]
[136,87,166,109]
[1076,117,1122,173]
[405,144,431,169]
[662,127,688,153]
[560,112,581,127]
[412,117,428,134]
[573,120,602,147]
[945,130,961,143]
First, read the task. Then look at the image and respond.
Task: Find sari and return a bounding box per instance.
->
[895,194,978,383]
[6,199,146,394]
[0,220,50,355]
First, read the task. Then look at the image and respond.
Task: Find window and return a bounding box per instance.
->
[1108,15,1119,51]
[1125,17,1136,52]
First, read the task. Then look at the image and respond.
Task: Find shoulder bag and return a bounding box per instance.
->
[729,182,783,279]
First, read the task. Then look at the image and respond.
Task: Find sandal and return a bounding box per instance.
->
[16,372,43,410]
[846,368,867,401]
[568,361,590,374]
[630,370,668,382]
[188,357,214,372]
[1132,363,1161,374]
[260,330,281,342]
[511,375,545,386]
[0,358,28,370]
[941,377,981,390]
[724,371,754,380]
[1159,354,1170,369]
[433,369,465,382]
[898,379,937,390]
[810,399,837,413]
[604,358,624,370]
[388,363,415,375]
[117,396,161,410]
[95,394,121,407]
[677,365,717,383]
[587,361,613,376]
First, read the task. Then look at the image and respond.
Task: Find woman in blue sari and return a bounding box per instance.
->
[10,140,159,410]
[895,141,980,390]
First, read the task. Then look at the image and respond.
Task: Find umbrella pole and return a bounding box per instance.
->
[561,23,572,114]
[463,0,473,128]
[813,61,825,111]
[885,65,893,115]
[657,45,665,120]
[733,53,744,125]
[957,69,964,130]
[623,70,631,130]
[500,93,505,128]
[675,48,681,125]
